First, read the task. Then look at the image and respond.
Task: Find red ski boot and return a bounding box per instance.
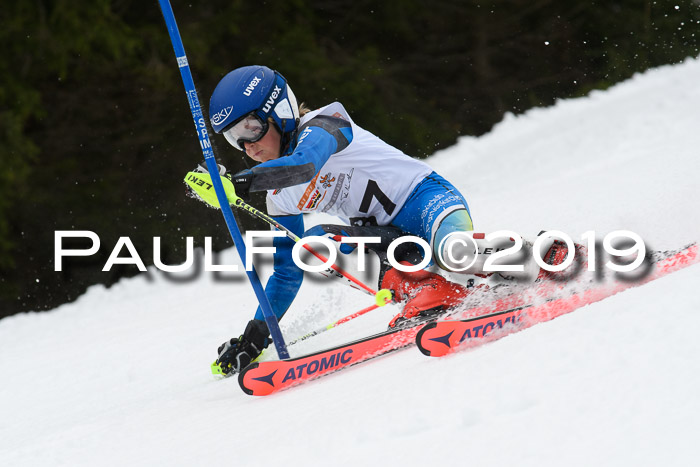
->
[382,263,477,328]
[535,238,585,281]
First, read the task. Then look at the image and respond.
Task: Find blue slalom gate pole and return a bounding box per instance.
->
[157,0,289,359]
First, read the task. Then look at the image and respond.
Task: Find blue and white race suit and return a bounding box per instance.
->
[248,102,473,321]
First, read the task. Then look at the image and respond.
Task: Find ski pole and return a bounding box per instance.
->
[185,170,391,304]
[230,193,389,303]
[158,0,289,358]
[287,300,390,346]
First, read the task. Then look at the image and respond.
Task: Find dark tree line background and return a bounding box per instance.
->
[1,0,699,318]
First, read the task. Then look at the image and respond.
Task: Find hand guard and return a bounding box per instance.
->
[185,163,228,200]
[190,162,227,181]
[184,163,237,208]
[215,337,258,376]
[213,319,270,376]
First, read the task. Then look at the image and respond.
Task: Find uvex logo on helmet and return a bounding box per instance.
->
[211,106,234,126]
[262,85,282,113]
[243,76,261,96]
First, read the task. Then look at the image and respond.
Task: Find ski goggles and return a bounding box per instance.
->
[223,113,269,151]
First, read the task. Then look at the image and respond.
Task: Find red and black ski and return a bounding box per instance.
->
[416,243,698,357]
[239,243,697,395]
[238,318,431,396]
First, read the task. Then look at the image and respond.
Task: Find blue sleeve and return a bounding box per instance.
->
[262,125,337,172]
[254,213,304,322]
[248,118,353,191]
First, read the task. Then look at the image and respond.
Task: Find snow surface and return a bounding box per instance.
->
[2,58,700,467]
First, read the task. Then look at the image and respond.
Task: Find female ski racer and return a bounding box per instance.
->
[207,65,475,375]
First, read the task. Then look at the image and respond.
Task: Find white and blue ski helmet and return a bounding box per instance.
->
[209,65,299,150]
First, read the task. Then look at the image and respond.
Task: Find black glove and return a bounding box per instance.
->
[231,169,254,202]
[215,319,270,375]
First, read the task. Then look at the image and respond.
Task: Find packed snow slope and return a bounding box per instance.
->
[2,58,700,467]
